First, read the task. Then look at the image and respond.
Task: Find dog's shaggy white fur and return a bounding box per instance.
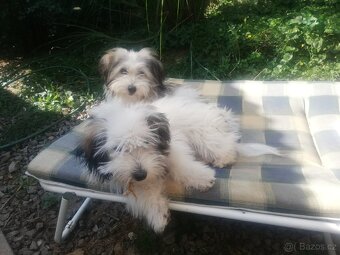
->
[99,47,171,103]
[93,48,281,232]
[77,88,240,232]
[77,87,279,232]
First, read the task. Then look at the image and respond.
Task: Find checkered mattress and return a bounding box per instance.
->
[27,80,340,219]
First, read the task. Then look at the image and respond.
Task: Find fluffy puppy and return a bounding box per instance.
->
[99,47,172,103]
[76,88,240,232]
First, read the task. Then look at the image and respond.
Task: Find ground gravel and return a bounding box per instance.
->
[0,113,339,255]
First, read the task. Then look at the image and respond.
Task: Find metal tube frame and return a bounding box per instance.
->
[54,193,92,243]
[32,175,340,246]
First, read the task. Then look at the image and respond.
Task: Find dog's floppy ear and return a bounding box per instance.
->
[99,47,128,83]
[140,48,166,90]
[74,121,112,181]
[146,112,170,154]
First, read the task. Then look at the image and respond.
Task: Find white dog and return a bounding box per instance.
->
[76,88,278,232]
[99,47,173,103]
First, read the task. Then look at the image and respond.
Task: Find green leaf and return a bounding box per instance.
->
[312,38,324,52]
[282,53,293,63]
[284,46,296,52]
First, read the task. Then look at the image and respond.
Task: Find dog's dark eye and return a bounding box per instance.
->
[120,68,128,75]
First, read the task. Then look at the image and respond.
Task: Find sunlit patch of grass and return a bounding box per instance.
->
[0,59,98,147]
[0,87,61,146]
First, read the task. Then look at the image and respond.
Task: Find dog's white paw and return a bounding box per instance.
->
[150,205,170,233]
[197,176,216,191]
[189,168,216,191]
[212,152,237,168]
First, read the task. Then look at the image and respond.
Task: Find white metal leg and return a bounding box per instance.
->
[62,197,92,240]
[54,192,92,243]
[54,193,74,243]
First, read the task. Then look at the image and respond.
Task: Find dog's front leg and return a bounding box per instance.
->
[125,182,170,233]
[168,137,216,191]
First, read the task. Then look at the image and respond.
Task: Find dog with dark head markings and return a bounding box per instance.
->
[76,87,239,232]
[99,48,172,103]
[76,87,280,232]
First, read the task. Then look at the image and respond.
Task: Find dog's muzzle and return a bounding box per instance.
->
[132,168,147,181]
[128,84,137,95]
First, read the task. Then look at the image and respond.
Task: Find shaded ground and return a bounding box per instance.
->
[1,115,340,255]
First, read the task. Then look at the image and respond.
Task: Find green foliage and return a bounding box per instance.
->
[2,0,338,80]
[262,5,339,80]
[0,86,60,145]
[0,59,96,146]
[19,70,89,112]
[163,0,339,80]
[1,0,339,147]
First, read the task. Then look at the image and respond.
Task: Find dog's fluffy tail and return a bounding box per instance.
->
[236,143,281,157]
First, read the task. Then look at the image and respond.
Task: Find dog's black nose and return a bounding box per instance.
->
[128,84,137,95]
[132,169,147,181]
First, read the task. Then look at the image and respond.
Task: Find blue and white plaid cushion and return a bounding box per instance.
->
[27,80,340,218]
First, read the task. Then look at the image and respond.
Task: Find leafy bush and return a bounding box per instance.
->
[163,0,339,80]
[1,0,338,146]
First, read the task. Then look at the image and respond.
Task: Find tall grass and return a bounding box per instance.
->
[150,0,210,57]
[145,0,150,33]
[159,0,164,59]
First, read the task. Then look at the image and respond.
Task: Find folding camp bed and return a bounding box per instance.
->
[26,80,340,244]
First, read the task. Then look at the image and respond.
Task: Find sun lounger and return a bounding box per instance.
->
[26,80,340,243]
